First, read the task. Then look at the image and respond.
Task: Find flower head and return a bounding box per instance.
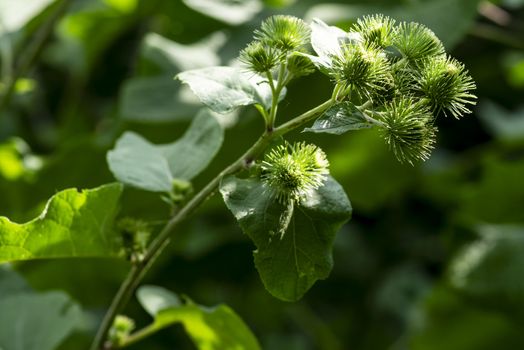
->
[353,14,396,48]
[239,40,283,74]
[392,22,445,61]
[415,55,477,118]
[377,97,437,165]
[329,42,391,101]
[255,15,310,51]
[261,142,329,203]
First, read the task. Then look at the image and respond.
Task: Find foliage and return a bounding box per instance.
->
[1,0,523,349]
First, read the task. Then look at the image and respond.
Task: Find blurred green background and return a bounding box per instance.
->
[1,0,524,349]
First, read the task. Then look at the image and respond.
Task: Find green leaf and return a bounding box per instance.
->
[176,66,278,113]
[0,183,123,263]
[181,0,263,26]
[119,77,200,123]
[137,285,181,315]
[0,267,82,350]
[0,291,82,350]
[135,285,261,350]
[304,101,372,135]
[142,32,225,73]
[449,225,524,311]
[107,109,224,192]
[220,175,352,301]
[0,265,30,297]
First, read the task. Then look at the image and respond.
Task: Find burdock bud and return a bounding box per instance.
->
[261,142,329,204]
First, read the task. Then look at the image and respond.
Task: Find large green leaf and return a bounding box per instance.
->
[134,285,261,350]
[177,66,278,113]
[304,101,372,134]
[142,32,225,73]
[119,77,200,122]
[0,267,82,350]
[107,109,224,192]
[0,183,123,263]
[220,176,352,301]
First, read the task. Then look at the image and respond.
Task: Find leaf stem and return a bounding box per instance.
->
[90,96,336,350]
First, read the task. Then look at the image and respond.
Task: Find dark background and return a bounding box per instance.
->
[1,0,524,349]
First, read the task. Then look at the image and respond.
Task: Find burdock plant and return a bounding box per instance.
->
[85,14,477,349]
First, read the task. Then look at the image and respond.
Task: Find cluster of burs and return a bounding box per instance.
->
[239,14,477,165]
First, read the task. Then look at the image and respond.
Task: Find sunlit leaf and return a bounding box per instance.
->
[108,109,224,192]
[304,101,372,134]
[177,66,278,113]
[220,175,352,301]
[0,183,123,263]
[135,285,261,350]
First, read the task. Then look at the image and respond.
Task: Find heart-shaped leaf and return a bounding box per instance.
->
[220,175,352,301]
[107,109,223,193]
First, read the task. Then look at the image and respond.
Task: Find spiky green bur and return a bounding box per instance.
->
[255,15,310,51]
[392,22,445,61]
[354,14,396,48]
[377,97,437,165]
[261,142,329,204]
[239,41,282,74]
[329,42,391,101]
[416,56,477,118]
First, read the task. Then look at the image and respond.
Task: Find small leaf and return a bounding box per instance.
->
[176,66,277,113]
[0,184,123,263]
[136,285,261,350]
[137,285,181,316]
[304,102,372,135]
[108,109,224,192]
[182,0,263,26]
[108,132,174,192]
[220,175,352,301]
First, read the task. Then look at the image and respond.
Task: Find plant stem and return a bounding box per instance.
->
[0,0,71,116]
[90,97,336,350]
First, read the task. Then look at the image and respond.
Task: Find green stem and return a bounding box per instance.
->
[90,97,336,350]
[0,0,71,116]
[267,64,287,130]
